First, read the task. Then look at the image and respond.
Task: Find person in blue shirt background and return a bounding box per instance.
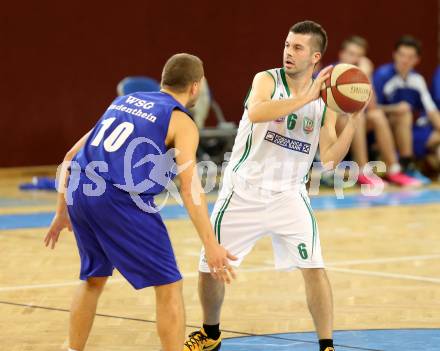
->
[431,66,440,174]
[336,36,420,187]
[432,66,440,108]
[373,36,440,184]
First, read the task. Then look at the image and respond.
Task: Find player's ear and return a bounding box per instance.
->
[192,81,202,95]
[312,52,321,65]
[190,81,199,96]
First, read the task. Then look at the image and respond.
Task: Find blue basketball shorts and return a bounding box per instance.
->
[67,175,182,289]
[413,124,434,158]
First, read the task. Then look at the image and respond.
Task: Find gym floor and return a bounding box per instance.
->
[1,167,439,351]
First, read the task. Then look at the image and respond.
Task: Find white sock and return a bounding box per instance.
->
[388,163,401,175]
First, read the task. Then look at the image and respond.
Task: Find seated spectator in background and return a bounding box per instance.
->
[373,36,440,184]
[431,66,440,173]
[188,77,210,128]
[432,66,440,108]
[337,36,420,186]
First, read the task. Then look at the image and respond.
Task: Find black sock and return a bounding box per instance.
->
[400,156,415,171]
[203,323,220,339]
[319,339,334,350]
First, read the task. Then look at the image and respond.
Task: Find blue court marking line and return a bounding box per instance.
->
[222,329,440,351]
[0,205,210,230]
[1,189,439,230]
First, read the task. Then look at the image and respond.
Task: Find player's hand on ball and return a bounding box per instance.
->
[303,65,332,103]
[349,89,372,121]
[205,242,237,284]
[44,212,72,249]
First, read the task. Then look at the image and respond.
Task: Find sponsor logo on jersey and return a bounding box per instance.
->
[125,96,155,109]
[302,117,314,134]
[107,104,157,123]
[264,131,311,154]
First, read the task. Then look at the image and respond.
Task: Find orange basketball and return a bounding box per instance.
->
[320,63,371,113]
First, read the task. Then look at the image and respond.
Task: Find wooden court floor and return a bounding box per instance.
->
[0,168,439,350]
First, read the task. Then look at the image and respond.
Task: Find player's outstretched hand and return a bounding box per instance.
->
[303,65,332,103]
[205,242,237,284]
[44,212,72,249]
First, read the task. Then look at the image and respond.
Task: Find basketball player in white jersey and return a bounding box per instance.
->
[184,21,365,351]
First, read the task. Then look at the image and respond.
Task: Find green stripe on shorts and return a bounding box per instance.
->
[214,191,234,243]
[300,192,317,257]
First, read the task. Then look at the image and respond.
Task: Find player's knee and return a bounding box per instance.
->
[395,101,412,116]
[154,279,183,302]
[84,277,108,292]
[300,267,327,281]
[199,271,223,285]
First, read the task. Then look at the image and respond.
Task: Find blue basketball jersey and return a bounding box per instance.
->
[373,63,437,117]
[74,91,190,196]
[431,65,440,108]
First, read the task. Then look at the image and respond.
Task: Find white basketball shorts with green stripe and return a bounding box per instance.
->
[198,175,324,272]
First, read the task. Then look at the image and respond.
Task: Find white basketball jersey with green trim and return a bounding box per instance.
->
[224,68,327,192]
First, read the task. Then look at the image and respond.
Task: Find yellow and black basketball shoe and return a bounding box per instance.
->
[183,328,221,351]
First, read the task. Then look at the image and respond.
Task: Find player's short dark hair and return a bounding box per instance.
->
[161,53,204,93]
[395,35,422,55]
[290,20,328,55]
[341,35,369,52]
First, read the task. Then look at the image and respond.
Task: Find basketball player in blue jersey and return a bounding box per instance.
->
[184,21,366,351]
[44,53,237,351]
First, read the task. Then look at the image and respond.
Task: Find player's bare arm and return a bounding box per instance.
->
[319,108,362,167]
[247,66,331,123]
[358,56,374,78]
[427,110,440,131]
[168,110,237,283]
[44,131,91,249]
